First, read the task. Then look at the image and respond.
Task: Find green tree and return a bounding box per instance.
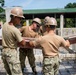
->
[0,7,4,12]
[0,0,4,7]
[0,0,5,22]
[0,0,4,13]
[65,2,76,8]
[64,2,76,27]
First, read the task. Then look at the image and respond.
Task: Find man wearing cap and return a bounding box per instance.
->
[29,16,70,75]
[2,7,25,75]
[19,18,41,75]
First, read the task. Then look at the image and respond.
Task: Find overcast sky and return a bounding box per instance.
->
[5,0,76,10]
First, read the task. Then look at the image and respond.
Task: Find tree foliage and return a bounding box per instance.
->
[0,0,5,22]
[0,7,4,12]
[64,2,76,27]
[0,0,5,13]
[65,2,76,8]
[0,0,4,7]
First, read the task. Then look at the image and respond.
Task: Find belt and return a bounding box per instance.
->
[3,47,16,50]
[20,48,32,50]
[44,55,58,58]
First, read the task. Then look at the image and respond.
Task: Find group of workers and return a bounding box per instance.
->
[2,7,70,75]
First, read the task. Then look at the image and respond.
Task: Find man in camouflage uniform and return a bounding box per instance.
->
[19,18,41,75]
[29,16,70,75]
[2,7,25,75]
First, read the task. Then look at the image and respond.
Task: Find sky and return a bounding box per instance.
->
[4,0,76,10]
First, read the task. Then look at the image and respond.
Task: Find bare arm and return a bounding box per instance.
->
[18,40,26,47]
[65,40,70,48]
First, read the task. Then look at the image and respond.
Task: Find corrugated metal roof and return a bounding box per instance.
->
[23,8,76,14]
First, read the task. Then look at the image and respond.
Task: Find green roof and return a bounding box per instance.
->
[23,8,76,14]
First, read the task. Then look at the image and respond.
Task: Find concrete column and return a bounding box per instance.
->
[60,14,64,36]
[5,8,12,22]
[26,20,29,26]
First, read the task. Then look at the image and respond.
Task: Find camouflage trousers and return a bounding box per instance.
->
[2,48,23,75]
[43,56,59,75]
[19,48,36,72]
